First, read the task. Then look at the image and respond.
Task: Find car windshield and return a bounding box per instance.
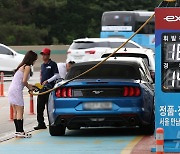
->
[70,41,139,49]
[66,63,141,80]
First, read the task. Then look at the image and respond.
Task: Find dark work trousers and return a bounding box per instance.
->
[37,89,50,126]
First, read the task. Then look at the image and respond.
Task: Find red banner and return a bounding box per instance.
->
[155,8,180,30]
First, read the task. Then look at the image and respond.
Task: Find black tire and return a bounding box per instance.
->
[141,111,155,135]
[49,125,66,136]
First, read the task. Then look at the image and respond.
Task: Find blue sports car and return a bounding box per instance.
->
[48,57,154,136]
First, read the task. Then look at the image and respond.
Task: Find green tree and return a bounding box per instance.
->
[0,0,48,45]
[0,0,158,45]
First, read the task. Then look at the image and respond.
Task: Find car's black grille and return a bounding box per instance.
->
[73,87,124,97]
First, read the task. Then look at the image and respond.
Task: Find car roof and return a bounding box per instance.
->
[73,57,143,68]
[97,57,144,63]
[107,48,154,55]
[73,38,142,47]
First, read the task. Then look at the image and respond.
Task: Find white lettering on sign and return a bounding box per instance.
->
[171,118,176,126]
[159,105,180,127]
[160,118,180,126]
[167,106,175,116]
[160,106,167,116]
[178,106,180,116]
[160,118,169,126]
[164,63,169,69]
[171,35,177,42]
[164,16,180,22]
[163,35,169,42]
[174,131,180,149]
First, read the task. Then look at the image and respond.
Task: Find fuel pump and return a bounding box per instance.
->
[154,0,180,152]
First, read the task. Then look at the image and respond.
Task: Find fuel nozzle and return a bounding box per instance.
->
[32,83,43,92]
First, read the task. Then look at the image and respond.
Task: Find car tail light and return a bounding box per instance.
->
[55,88,61,98]
[61,88,67,97]
[134,87,141,96]
[67,50,71,54]
[129,87,135,96]
[55,87,72,98]
[67,87,72,97]
[123,86,141,97]
[123,87,129,97]
[85,50,96,54]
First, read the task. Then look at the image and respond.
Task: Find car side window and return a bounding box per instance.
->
[0,46,13,55]
[142,61,153,82]
[139,68,148,82]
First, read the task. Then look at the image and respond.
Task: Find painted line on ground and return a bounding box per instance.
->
[121,136,144,154]
[0,129,140,154]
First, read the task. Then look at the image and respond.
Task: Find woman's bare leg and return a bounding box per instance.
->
[11,104,18,133]
[16,105,24,120]
[13,105,32,138]
[15,105,24,133]
[14,105,31,138]
[11,104,17,119]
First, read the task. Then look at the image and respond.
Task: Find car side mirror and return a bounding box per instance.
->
[11,52,16,56]
[150,72,155,83]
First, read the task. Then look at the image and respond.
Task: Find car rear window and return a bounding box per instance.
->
[70,41,108,49]
[69,41,139,49]
[66,63,141,80]
[109,42,139,48]
[102,53,150,66]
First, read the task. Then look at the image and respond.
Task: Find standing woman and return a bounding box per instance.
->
[8,50,37,138]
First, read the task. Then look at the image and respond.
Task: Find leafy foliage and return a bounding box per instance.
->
[0,0,158,45]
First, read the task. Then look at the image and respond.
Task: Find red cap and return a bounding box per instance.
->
[40,48,51,55]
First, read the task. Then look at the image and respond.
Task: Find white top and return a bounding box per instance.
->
[47,73,60,83]
[57,63,67,79]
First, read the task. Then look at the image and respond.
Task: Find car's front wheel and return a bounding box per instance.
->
[49,125,66,136]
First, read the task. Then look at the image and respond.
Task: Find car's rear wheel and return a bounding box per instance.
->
[49,125,66,136]
[140,110,155,135]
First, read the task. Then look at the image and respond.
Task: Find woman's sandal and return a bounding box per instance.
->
[15,132,32,138]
